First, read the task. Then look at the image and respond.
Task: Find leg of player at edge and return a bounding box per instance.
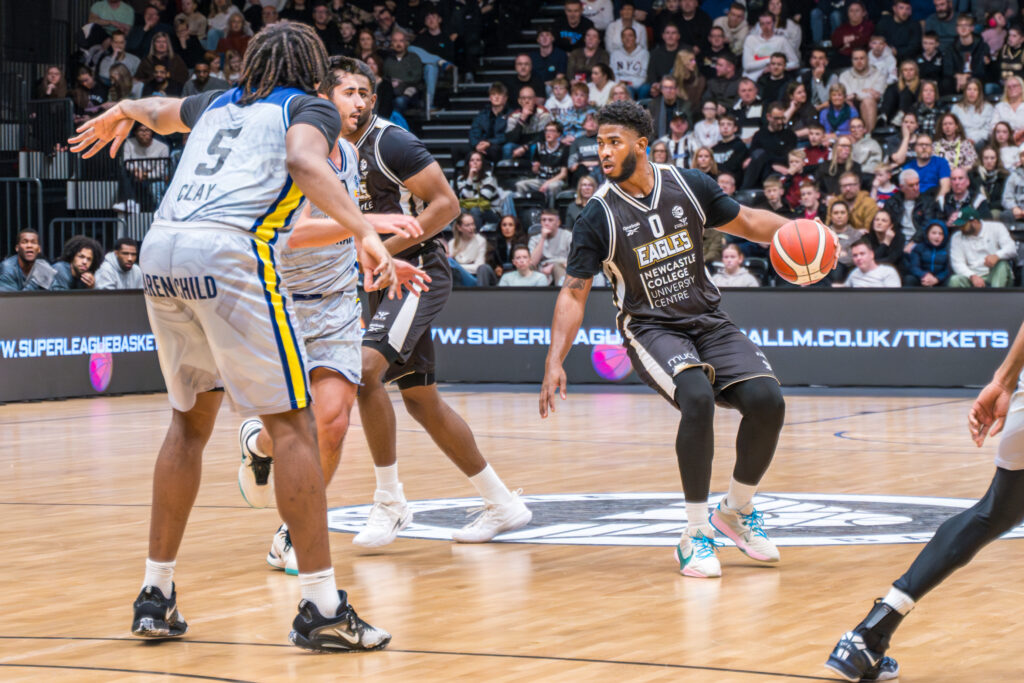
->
[353,345,532,546]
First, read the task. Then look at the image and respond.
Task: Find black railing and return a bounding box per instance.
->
[0,177,44,255]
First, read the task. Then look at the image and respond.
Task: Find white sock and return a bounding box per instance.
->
[246,430,269,458]
[726,480,758,513]
[685,501,711,535]
[299,568,342,617]
[882,587,916,616]
[143,558,175,597]
[374,465,402,499]
[469,464,515,505]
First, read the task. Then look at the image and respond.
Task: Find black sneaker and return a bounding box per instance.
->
[824,631,888,682]
[131,585,188,639]
[289,590,391,653]
[862,656,900,681]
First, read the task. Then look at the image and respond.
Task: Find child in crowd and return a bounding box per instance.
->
[871,164,898,206]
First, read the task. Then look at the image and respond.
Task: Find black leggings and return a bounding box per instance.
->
[672,371,786,502]
[893,467,1024,600]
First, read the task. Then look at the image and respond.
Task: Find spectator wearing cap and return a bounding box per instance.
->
[648,76,689,139]
[948,207,1017,287]
[904,219,951,287]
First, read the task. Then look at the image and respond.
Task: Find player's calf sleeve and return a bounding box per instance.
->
[673,369,716,503]
[893,467,1024,601]
[722,377,785,486]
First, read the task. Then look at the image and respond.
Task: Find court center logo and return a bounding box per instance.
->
[328,492,1024,547]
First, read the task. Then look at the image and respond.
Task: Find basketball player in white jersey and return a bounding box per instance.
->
[824,322,1024,681]
[69,22,397,652]
[236,57,431,573]
[541,100,836,579]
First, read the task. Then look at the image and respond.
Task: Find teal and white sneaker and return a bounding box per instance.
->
[675,529,722,578]
[710,502,780,563]
[238,418,273,509]
[267,523,294,572]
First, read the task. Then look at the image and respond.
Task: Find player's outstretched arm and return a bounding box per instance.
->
[540,275,593,418]
[288,204,424,248]
[717,205,793,244]
[382,161,460,256]
[970,321,1024,447]
[69,98,189,158]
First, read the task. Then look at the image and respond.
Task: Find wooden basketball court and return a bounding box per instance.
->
[2,387,1019,681]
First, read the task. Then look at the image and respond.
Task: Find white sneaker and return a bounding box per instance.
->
[238,418,273,509]
[352,487,412,548]
[675,529,723,578]
[451,490,532,543]
[709,502,780,563]
[267,524,291,570]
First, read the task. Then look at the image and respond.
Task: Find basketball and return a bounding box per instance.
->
[770,219,838,286]
[591,344,632,382]
[89,352,113,392]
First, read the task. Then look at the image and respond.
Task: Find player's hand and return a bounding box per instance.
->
[539,363,568,418]
[390,258,432,299]
[68,103,135,159]
[968,381,1013,447]
[365,213,424,240]
[357,233,397,294]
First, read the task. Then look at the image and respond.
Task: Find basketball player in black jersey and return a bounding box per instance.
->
[343,61,532,546]
[541,100,836,578]
[824,321,1024,682]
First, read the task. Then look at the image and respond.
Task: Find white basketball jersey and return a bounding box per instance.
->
[156,87,308,241]
[276,138,360,295]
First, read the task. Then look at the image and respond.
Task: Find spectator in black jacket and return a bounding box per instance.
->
[553,0,595,52]
[944,13,990,95]
[883,168,944,245]
[647,24,682,96]
[865,208,906,270]
[469,82,512,162]
[712,114,749,183]
[310,3,342,56]
[705,54,741,111]
[876,1,922,62]
[676,0,712,55]
[743,102,797,189]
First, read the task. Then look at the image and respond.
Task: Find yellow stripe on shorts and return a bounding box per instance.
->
[252,238,308,410]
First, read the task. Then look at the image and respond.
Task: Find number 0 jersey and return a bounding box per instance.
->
[565,165,742,323]
[276,138,361,296]
[155,87,341,242]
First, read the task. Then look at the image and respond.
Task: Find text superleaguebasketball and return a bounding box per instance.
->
[0,334,156,358]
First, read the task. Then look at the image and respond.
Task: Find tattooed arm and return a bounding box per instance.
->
[540,275,593,418]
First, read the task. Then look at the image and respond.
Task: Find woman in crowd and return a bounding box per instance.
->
[933,113,978,170]
[222,49,244,84]
[565,175,597,228]
[650,141,670,164]
[711,242,761,288]
[35,65,68,100]
[992,121,1019,169]
[820,83,858,137]
[865,208,905,268]
[216,12,251,57]
[136,32,189,86]
[207,0,242,51]
[995,76,1024,144]
[356,29,378,62]
[818,135,862,197]
[447,212,498,287]
[890,111,922,165]
[828,199,864,281]
[107,63,142,102]
[588,63,617,107]
[972,146,1010,208]
[691,147,719,176]
[71,66,109,124]
[913,80,943,138]
[782,81,817,139]
[609,82,633,102]
[364,54,394,121]
[949,79,995,147]
[671,49,705,108]
[882,60,921,121]
[456,150,503,229]
[488,214,527,278]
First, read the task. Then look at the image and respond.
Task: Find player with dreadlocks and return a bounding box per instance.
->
[69,21,397,652]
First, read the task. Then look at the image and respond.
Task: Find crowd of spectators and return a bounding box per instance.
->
[0,230,142,291]
[13,0,1024,290]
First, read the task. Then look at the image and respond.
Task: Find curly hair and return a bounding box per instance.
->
[238,21,327,105]
[60,235,103,274]
[596,99,654,142]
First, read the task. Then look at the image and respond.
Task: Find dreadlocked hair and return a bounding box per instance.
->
[317,55,377,96]
[596,100,654,143]
[238,21,328,105]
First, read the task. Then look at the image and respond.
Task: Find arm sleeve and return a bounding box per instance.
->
[287,95,342,147]
[377,125,435,181]
[682,169,742,228]
[949,234,969,276]
[564,201,611,278]
[178,89,225,128]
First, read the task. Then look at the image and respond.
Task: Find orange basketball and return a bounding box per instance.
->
[769,219,838,285]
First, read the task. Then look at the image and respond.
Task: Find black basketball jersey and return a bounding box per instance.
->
[354,115,439,257]
[566,165,742,324]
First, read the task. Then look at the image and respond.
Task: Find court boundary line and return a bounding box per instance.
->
[0,635,833,680]
[0,662,256,682]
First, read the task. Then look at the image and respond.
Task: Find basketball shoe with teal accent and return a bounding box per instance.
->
[238,418,273,509]
[675,529,722,578]
[709,501,780,563]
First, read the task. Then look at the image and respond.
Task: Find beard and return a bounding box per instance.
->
[607,149,638,183]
